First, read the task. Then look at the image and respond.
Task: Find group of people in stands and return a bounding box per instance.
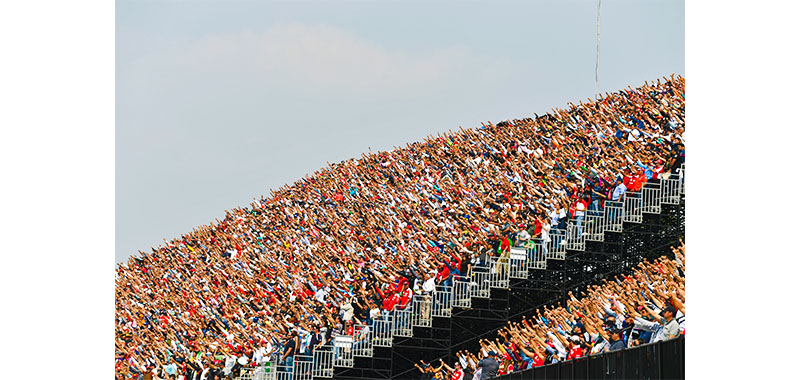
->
[416,243,685,380]
[115,75,685,380]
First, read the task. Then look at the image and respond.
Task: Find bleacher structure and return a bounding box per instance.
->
[235,165,685,380]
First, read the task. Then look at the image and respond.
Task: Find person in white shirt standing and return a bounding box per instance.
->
[421,271,436,319]
[575,197,587,237]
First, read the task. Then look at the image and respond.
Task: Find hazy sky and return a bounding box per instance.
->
[116,0,684,264]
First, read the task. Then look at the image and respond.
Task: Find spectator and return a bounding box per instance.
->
[438,359,466,380]
[340,299,354,323]
[115,76,685,379]
[477,351,499,379]
[418,240,686,378]
[574,196,587,237]
[607,329,625,352]
[658,306,681,340]
[280,332,297,373]
[413,361,434,380]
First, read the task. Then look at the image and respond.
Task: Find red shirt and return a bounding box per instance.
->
[531,353,544,367]
[500,237,511,252]
[437,265,450,282]
[399,289,412,309]
[382,295,396,311]
[450,252,462,269]
[623,175,633,189]
[451,370,464,380]
[533,220,542,236]
[567,345,584,360]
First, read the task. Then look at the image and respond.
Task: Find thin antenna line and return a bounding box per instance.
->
[596,0,601,98]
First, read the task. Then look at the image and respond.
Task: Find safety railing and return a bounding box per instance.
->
[392,307,413,337]
[372,315,393,347]
[679,163,685,195]
[509,247,529,278]
[660,172,682,205]
[623,191,643,223]
[584,210,605,241]
[412,294,432,327]
[292,355,314,380]
[547,228,567,259]
[642,181,662,214]
[452,275,472,308]
[527,239,546,270]
[235,167,686,380]
[352,323,373,357]
[333,335,354,367]
[274,361,293,380]
[470,267,491,298]
[236,352,332,380]
[565,219,586,251]
[236,364,276,380]
[487,256,510,288]
[312,346,334,378]
[432,284,453,318]
[604,200,624,232]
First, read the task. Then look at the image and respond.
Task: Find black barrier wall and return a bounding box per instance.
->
[492,336,685,380]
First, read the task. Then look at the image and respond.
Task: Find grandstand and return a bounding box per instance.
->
[235,170,684,380]
[115,76,685,380]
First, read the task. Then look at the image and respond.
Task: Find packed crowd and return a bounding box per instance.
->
[115,75,685,380]
[418,242,686,380]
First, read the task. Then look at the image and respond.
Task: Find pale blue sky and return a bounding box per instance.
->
[116,0,684,263]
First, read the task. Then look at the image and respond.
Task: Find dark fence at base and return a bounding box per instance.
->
[492,336,684,380]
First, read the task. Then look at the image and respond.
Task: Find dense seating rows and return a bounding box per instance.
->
[417,243,686,380]
[115,75,685,380]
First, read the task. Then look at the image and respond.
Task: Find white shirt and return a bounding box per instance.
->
[223,356,236,374]
[590,334,609,354]
[252,347,267,364]
[422,277,436,293]
[546,332,568,359]
[633,317,663,344]
[314,288,327,303]
[369,307,381,320]
[575,202,586,217]
[341,303,354,321]
[541,223,551,243]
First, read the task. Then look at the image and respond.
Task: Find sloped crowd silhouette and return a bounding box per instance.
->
[115,75,685,380]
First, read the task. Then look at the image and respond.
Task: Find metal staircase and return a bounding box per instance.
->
[237,165,685,380]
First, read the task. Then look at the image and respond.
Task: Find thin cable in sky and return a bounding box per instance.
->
[596,0,601,98]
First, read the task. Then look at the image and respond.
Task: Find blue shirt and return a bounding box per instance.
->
[612,183,627,201]
[165,363,177,375]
